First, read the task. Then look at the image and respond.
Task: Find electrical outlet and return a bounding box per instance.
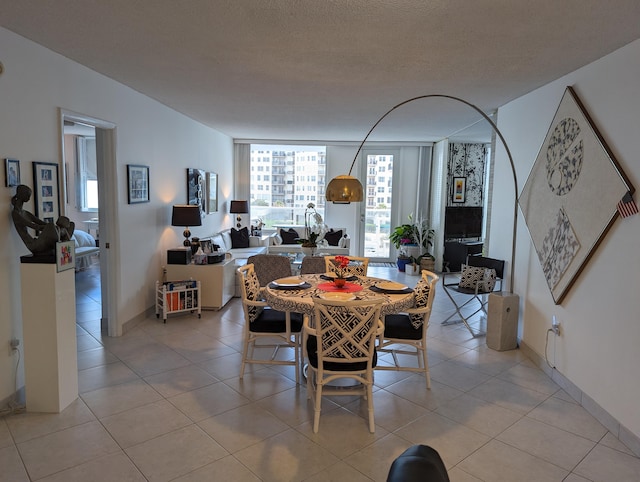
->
[10,338,20,349]
[551,316,561,336]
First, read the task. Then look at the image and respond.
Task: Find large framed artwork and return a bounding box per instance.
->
[206,171,218,214]
[187,168,206,215]
[519,86,634,304]
[127,164,150,204]
[32,161,60,223]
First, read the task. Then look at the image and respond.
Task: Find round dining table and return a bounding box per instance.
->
[263,273,416,316]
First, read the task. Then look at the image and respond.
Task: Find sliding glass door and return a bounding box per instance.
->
[359,148,399,262]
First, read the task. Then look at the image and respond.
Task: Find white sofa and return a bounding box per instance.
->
[208,229,269,261]
[267,225,350,255]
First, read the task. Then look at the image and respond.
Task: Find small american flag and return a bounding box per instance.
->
[617,191,638,218]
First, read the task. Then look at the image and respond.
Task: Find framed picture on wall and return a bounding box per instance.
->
[56,240,75,272]
[5,158,20,187]
[206,172,218,213]
[187,168,206,214]
[127,164,150,204]
[453,177,466,203]
[32,161,60,223]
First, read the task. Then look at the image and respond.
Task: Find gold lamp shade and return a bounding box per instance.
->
[325,175,363,203]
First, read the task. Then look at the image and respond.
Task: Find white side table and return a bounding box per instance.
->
[166,254,235,310]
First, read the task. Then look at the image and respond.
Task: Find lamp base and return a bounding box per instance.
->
[183,228,191,246]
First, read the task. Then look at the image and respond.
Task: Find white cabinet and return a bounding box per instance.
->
[166,254,236,310]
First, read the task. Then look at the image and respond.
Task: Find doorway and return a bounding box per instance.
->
[60,109,118,336]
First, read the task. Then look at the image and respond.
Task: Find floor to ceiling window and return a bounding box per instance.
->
[249,144,326,228]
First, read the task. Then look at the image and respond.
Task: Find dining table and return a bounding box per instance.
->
[263,273,416,316]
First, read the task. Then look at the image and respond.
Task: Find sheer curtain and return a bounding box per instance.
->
[233,142,251,218]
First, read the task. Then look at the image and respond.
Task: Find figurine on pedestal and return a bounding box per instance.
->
[11,184,74,260]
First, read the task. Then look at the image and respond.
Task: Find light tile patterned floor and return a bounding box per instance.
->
[1,263,639,481]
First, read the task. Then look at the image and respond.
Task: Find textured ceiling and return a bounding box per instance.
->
[2,0,640,143]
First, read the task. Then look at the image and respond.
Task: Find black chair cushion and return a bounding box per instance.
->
[306,335,377,371]
[387,444,449,482]
[383,314,423,340]
[250,308,303,333]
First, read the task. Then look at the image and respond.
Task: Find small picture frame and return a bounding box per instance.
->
[56,240,76,272]
[32,161,60,222]
[207,172,218,213]
[127,164,150,204]
[5,158,20,187]
[453,177,466,203]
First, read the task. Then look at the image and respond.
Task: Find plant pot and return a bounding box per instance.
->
[406,263,421,276]
[396,257,410,272]
[301,246,317,256]
[420,258,435,272]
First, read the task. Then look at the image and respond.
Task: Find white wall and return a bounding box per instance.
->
[0,28,234,404]
[490,39,640,441]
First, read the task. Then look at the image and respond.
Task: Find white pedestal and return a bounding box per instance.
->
[487,292,519,351]
[20,263,78,412]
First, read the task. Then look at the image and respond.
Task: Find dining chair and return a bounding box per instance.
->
[247,254,293,286]
[299,255,327,274]
[325,255,369,277]
[376,270,439,388]
[237,264,303,383]
[304,297,384,433]
[441,256,504,337]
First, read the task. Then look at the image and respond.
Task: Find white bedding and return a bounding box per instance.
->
[72,229,98,269]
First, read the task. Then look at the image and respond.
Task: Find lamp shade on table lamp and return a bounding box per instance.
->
[171,204,202,246]
[229,200,249,229]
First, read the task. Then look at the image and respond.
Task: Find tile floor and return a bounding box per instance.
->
[2,263,640,481]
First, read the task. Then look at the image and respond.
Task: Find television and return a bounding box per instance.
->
[444,206,483,239]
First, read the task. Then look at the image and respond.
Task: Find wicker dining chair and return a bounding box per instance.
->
[376,270,439,388]
[304,297,384,433]
[299,255,327,274]
[325,255,369,277]
[237,263,303,383]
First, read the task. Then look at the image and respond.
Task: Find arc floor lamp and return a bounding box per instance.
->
[325,94,519,293]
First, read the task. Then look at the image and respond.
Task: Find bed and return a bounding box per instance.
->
[72,229,99,269]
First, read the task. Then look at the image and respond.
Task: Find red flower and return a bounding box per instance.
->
[333,256,350,279]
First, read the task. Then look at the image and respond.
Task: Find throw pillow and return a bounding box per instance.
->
[280,228,299,244]
[271,233,283,246]
[459,264,497,292]
[230,227,250,248]
[410,277,431,329]
[324,229,343,246]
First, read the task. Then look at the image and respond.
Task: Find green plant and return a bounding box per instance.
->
[389,214,435,258]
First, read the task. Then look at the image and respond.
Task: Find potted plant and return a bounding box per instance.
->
[390,215,435,272]
[298,202,327,256]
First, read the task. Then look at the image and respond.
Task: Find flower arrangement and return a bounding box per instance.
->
[298,202,327,247]
[332,255,350,279]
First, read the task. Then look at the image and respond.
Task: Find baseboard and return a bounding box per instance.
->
[520,340,640,457]
[121,306,156,334]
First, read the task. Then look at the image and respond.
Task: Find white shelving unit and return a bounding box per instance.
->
[155,279,202,322]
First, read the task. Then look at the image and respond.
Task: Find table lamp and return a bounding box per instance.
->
[171,204,202,246]
[229,200,249,229]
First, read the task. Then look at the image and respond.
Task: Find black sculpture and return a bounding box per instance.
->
[11,184,74,258]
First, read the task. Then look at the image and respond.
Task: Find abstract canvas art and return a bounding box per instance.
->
[519,87,634,304]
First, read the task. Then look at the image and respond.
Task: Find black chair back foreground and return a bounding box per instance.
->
[299,255,327,274]
[304,297,384,433]
[236,263,303,383]
[377,269,439,388]
[386,445,450,482]
[247,254,293,286]
[441,255,505,337]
